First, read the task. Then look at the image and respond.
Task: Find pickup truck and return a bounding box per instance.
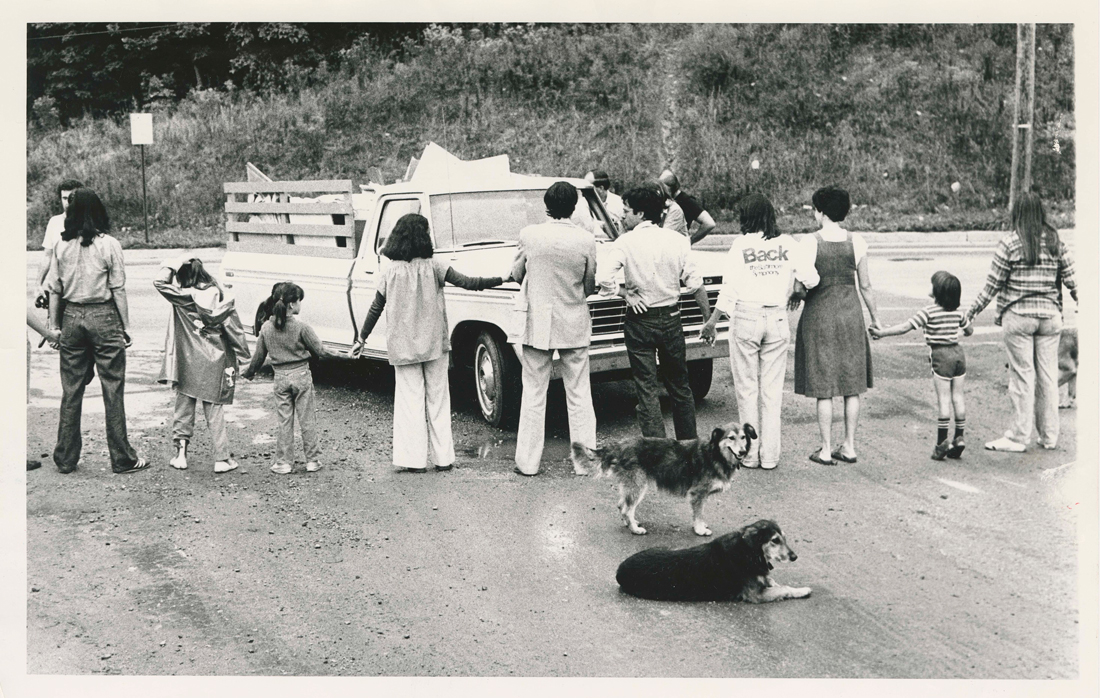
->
[220,151,730,428]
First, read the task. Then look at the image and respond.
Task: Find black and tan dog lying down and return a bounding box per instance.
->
[572,423,756,536]
[616,519,812,603]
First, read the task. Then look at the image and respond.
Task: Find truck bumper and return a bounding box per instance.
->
[542,328,730,380]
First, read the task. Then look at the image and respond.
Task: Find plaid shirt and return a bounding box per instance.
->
[967,230,1076,325]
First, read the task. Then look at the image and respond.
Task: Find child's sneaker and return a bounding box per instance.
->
[270,462,292,474]
[214,458,239,473]
[305,461,321,472]
[931,440,951,461]
[946,436,965,459]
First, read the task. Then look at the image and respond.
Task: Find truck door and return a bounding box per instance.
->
[349,197,424,356]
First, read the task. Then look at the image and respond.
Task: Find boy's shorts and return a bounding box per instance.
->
[929,343,966,379]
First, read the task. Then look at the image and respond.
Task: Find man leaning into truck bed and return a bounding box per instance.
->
[597,184,711,440]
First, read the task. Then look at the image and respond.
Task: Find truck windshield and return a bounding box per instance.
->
[429,189,611,250]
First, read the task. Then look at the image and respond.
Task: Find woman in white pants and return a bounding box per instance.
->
[966,193,1077,452]
[351,214,504,472]
[700,194,819,469]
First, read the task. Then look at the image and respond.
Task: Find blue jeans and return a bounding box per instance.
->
[273,365,320,465]
[624,306,697,440]
[54,302,139,472]
[1001,309,1062,446]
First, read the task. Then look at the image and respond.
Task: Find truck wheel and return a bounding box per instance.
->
[473,331,522,429]
[687,358,713,403]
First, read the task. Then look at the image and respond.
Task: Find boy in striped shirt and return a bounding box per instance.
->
[871,272,974,460]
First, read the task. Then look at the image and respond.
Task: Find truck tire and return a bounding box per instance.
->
[473,330,522,429]
[687,358,713,403]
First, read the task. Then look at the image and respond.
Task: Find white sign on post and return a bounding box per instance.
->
[130,113,153,145]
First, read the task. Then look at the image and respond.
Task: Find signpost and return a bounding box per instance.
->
[130,113,153,243]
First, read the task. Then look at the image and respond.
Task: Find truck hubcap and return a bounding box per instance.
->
[476,345,497,414]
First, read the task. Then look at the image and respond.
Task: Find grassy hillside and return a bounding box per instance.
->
[26,23,1075,248]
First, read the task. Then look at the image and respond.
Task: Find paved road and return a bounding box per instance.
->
[22,242,1083,678]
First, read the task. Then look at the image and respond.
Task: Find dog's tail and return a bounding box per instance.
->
[570,442,611,477]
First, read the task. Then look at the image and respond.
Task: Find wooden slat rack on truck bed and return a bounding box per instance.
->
[223,180,359,259]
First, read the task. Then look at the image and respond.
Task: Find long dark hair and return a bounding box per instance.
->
[177,258,216,290]
[1012,192,1060,265]
[272,283,305,331]
[62,188,110,246]
[255,281,291,331]
[739,193,779,239]
[381,213,434,261]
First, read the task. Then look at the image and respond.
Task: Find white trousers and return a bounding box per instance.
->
[515,346,597,474]
[392,353,455,469]
[729,304,791,467]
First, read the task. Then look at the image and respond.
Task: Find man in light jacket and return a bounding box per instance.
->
[510,181,598,476]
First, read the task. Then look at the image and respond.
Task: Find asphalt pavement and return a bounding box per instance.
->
[20,234,1086,679]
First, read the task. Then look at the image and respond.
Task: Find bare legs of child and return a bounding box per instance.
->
[931,375,966,460]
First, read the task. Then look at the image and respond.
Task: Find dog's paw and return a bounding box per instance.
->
[792,587,812,598]
[629,525,648,535]
[693,524,713,536]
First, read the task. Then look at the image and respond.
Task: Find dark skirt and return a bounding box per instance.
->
[794,283,873,398]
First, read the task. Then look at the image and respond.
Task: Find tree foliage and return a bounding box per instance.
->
[27,22,421,124]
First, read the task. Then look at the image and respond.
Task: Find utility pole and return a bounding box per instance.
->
[1008,23,1036,213]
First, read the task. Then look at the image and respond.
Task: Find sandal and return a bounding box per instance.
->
[114,457,149,474]
[831,448,857,464]
[809,449,836,466]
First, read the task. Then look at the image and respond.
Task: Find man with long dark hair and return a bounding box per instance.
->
[46,188,147,474]
[510,181,598,476]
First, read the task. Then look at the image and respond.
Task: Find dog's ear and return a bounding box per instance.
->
[742,423,758,442]
[739,521,772,574]
[711,426,727,447]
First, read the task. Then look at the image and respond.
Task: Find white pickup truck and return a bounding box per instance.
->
[220,151,729,428]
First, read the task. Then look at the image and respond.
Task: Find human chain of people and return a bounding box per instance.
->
[28,176,1075,480]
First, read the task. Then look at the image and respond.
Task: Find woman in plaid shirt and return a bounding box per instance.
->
[966,193,1077,453]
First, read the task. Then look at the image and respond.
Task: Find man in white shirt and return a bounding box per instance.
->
[699,194,818,470]
[36,178,83,300]
[597,185,711,440]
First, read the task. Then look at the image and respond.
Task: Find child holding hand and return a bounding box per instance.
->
[242,283,333,474]
[870,271,973,460]
[155,256,251,473]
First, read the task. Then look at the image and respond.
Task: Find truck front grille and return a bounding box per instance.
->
[590,289,719,336]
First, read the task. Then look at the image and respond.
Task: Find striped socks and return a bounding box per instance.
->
[937,418,950,444]
[954,419,965,441]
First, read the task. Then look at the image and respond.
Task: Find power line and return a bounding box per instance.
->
[28,23,190,42]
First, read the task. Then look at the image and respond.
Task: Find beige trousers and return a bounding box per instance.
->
[515,346,597,474]
[392,353,455,469]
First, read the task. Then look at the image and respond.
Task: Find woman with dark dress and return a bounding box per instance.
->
[794,187,881,465]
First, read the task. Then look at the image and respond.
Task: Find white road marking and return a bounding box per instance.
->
[988,476,1026,488]
[1040,462,1076,480]
[936,477,982,493]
